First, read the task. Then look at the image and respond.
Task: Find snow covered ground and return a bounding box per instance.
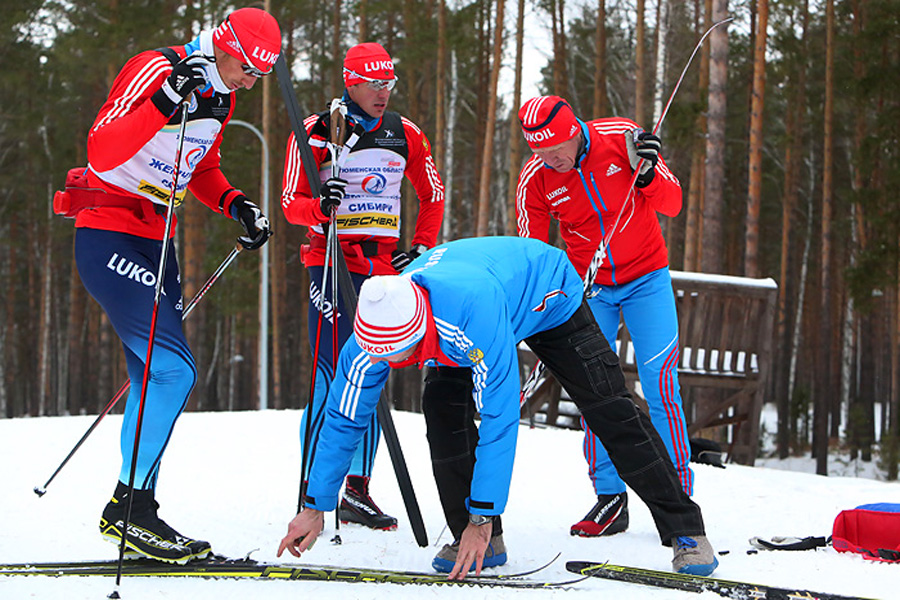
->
[0,409,895,599]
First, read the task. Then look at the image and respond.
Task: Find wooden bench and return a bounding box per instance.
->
[519,270,778,466]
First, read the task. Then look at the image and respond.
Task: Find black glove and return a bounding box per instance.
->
[391,244,428,272]
[625,129,662,188]
[151,54,211,115]
[319,177,348,217]
[231,195,272,250]
[749,536,830,552]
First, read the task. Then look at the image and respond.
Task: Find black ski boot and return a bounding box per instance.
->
[338,475,398,531]
[99,482,211,564]
[570,491,629,537]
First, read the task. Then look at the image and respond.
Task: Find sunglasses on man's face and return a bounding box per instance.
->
[343,68,397,91]
[226,17,272,78]
[241,63,267,78]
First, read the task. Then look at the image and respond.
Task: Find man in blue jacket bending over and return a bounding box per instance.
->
[277,236,717,580]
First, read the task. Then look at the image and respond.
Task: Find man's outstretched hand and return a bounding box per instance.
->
[447,522,492,580]
[277,507,324,558]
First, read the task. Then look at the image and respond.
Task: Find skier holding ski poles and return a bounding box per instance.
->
[62,7,279,564]
[278,237,718,579]
[280,42,444,530]
[515,95,693,539]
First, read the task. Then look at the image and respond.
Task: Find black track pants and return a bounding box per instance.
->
[422,366,502,541]
[524,300,705,544]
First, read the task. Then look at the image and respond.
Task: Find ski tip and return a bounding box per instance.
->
[33,486,47,497]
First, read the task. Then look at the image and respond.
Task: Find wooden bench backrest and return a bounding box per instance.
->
[617,271,778,380]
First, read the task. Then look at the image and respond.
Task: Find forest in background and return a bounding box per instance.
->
[1,0,898,478]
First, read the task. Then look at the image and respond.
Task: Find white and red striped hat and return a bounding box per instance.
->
[518,95,580,149]
[354,276,427,357]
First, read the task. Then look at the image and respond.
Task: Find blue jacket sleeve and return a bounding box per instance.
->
[462,297,522,516]
[305,337,390,511]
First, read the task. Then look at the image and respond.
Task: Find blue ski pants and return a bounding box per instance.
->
[582,267,693,496]
[75,228,197,490]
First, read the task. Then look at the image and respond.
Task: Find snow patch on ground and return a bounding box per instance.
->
[0,409,895,599]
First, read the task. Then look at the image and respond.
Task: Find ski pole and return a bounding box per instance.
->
[297,100,345,513]
[33,243,242,498]
[327,98,346,541]
[520,16,733,406]
[110,99,190,597]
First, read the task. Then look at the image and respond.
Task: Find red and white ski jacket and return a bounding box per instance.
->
[516,118,682,286]
[77,45,241,240]
[281,109,444,276]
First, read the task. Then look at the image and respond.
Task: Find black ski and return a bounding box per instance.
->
[566,561,875,600]
[0,555,577,589]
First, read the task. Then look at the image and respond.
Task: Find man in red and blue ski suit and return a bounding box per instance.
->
[516,95,692,537]
[69,7,279,563]
[281,42,444,529]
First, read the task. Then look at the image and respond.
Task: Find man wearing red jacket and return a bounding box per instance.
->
[516,95,694,539]
[281,42,444,529]
[71,8,279,564]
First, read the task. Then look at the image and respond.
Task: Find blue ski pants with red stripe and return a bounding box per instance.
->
[583,267,694,496]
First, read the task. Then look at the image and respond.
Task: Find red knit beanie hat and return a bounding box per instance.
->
[518,96,580,149]
[343,43,395,86]
[213,8,281,74]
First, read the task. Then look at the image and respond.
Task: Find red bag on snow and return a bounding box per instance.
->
[832,503,900,562]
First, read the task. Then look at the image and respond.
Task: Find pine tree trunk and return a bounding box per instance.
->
[635,0,647,124]
[38,134,54,416]
[331,0,343,100]
[506,0,525,236]
[844,0,867,458]
[789,147,816,451]
[435,0,446,176]
[557,0,569,98]
[745,0,767,278]
[476,0,505,237]
[182,193,207,404]
[6,222,19,416]
[778,0,809,458]
[593,0,608,117]
[683,0,712,272]
[701,0,728,274]
[0,225,7,417]
[891,273,900,480]
[443,50,458,241]
[652,0,668,127]
[814,0,835,476]
[550,0,568,98]
[472,0,490,222]
[358,0,368,40]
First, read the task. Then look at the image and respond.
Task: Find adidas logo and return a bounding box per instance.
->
[606,163,622,176]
